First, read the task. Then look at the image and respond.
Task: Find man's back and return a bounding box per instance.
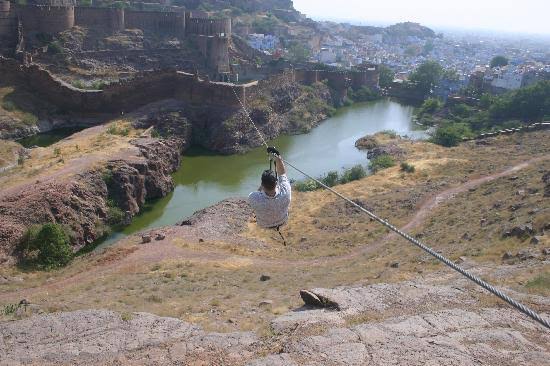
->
[249,174,291,228]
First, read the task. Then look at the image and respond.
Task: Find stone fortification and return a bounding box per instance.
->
[185,16,231,36]
[0,1,17,48]
[125,10,185,36]
[294,68,380,91]
[74,7,124,33]
[16,4,75,35]
[0,56,252,113]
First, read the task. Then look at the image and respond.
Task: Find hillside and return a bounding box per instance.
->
[1,130,548,364]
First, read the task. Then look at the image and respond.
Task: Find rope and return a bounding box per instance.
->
[230,85,550,329]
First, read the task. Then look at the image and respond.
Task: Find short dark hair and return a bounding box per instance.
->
[261,170,277,190]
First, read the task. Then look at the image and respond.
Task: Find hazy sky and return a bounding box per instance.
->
[292,0,550,35]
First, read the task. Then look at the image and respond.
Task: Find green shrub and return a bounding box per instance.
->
[418,98,441,115]
[107,123,130,136]
[450,103,472,118]
[431,123,472,147]
[106,199,125,225]
[321,171,339,187]
[369,155,396,173]
[294,179,319,192]
[400,162,416,173]
[340,165,367,183]
[21,223,73,269]
[1,100,16,111]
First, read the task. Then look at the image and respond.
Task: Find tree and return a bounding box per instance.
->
[409,60,443,95]
[378,65,395,88]
[490,55,509,68]
[22,223,73,269]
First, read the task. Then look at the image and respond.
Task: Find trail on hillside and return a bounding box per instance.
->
[1,156,547,301]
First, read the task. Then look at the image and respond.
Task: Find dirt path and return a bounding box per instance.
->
[1,156,547,301]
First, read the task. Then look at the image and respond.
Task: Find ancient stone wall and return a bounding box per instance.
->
[186,16,231,37]
[17,5,75,35]
[0,1,17,47]
[75,7,124,33]
[0,57,253,113]
[195,35,229,73]
[125,10,185,35]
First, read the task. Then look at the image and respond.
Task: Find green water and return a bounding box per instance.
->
[100,99,423,247]
[18,128,83,148]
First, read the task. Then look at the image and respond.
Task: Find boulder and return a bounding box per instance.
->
[141,234,152,244]
[259,275,271,282]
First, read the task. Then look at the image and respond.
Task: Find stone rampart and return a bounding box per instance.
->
[125,10,185,35]
[0,1,17,46]
[0,57,253,113]
[186,16,231,37]
[75,7,124,33]
[17,5,75,35]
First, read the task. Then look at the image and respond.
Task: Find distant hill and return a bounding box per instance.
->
[385,22,436,39]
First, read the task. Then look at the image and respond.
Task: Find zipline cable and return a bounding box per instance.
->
[231,86,550,330]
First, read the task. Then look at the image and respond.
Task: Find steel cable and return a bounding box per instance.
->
[231,86,550,329]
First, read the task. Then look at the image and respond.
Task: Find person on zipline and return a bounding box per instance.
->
[248,147,291,239]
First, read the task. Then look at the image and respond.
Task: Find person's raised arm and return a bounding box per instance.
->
[267,146,286,176]
[274,154,286,176]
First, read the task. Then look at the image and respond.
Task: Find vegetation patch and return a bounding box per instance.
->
[294,165,367,192]
[369,154,396,173]
[524,272,550,296]
[19,223,73,269]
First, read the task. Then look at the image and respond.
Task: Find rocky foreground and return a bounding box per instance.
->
[1,275,548,365]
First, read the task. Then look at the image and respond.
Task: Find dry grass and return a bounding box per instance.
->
[0,120,143,189]
[1,131,549,332]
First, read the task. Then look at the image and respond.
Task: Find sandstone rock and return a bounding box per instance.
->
[260,275,271,282]
[504,224,533,239]
[354,136,378,150]
[141,234,152,244]
[259,300,273,309]
[367,143,405,160]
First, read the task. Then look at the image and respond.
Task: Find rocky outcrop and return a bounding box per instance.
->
[0,137,188,263]
[1,281,548,365]
[202,81,333,154]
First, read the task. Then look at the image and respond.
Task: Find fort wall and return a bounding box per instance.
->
[125,10,185,35]
[195,35,229,73]
[17,5,75,35]
[0,57,251,113]
[0,1,17,46]
[75,7,124,33]
[186,17,231,37]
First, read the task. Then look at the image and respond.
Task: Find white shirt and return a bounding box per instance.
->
[248,174,292,228]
